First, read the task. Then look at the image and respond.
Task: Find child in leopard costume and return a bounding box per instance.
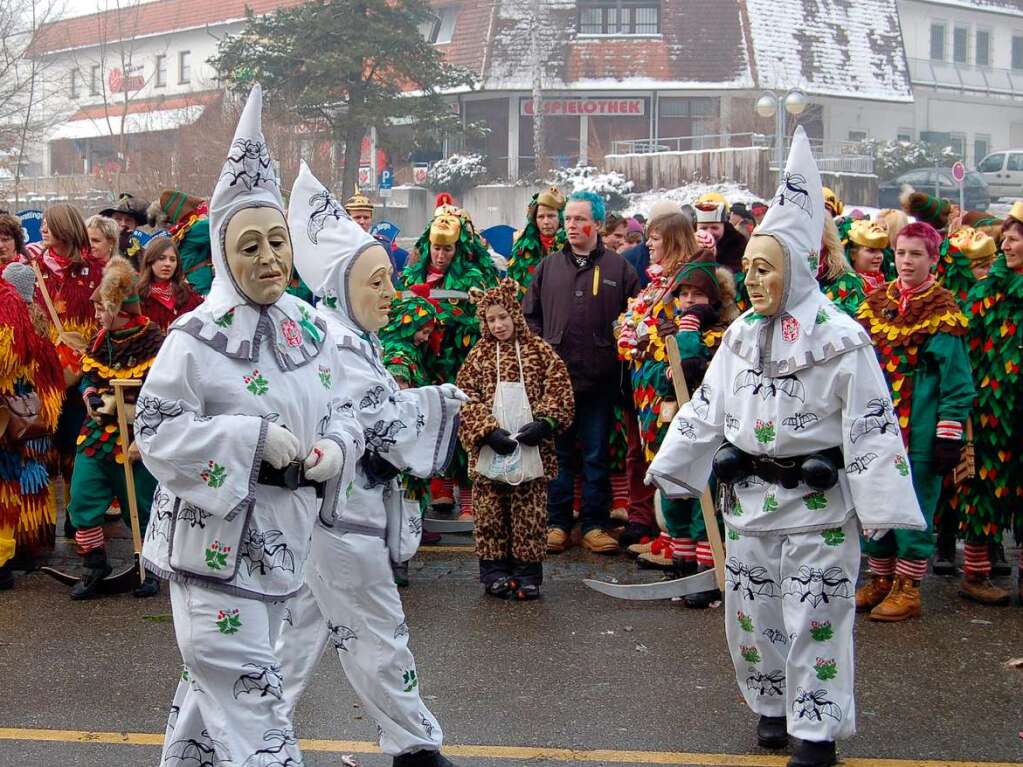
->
[456,279,574,600]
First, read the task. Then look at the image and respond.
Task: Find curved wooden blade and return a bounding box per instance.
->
[583,568,717,600]
[39,566,78,586]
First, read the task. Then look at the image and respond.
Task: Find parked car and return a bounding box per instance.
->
[976,150,1023,199]
[878,167,990,211]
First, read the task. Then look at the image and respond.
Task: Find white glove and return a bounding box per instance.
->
[264,424,301,469]
[303,438,343,482]
[862,528,890,542]
[438,383,469,402]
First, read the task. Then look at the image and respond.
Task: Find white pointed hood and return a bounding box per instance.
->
[723,127,871,376]
[205,84,286,318]
[287,162,379,334]
[169,85,327,371]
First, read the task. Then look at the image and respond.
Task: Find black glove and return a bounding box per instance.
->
[515,419,552,447]
[360,450,401,485]
[680,356,709,391]
[484,428,518,455]
[932,437,961,476]
[86,393,104,413]
[680,303,720,331]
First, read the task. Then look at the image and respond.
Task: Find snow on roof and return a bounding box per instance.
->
[744,0,913,102]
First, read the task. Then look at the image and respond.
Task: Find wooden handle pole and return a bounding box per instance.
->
[664,335,726,591]
[113,379,145,583]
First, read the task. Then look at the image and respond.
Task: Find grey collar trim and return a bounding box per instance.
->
[724,322,872,377]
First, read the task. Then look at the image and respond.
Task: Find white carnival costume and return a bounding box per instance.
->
[138,88,364,767]
[277,163,463,763]
[647,129,924,756]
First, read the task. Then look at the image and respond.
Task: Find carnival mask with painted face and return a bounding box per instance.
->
[742,234,785,316]
[350,243,395,332]
[224,206,293,305]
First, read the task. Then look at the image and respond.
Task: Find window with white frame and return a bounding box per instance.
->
[975,29,990,66]
[930,23,946,61]
[70,69,80,99]
[418,6,458,44]
[949,132,966,158]
[974,134,990,165]
[897,129,913,143]
[90,64,101,95]
[155,54,167,87]
[953,26,969,64]
[178,50,191,84]
[578,0,660,35]
[1013,36,1023,70]
[848,130,868,142]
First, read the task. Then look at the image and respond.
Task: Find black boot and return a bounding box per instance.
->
[756,715,788,749]
[70,549,112,600]
[787,739,837,767]
[133,573,160,598]
[393,749,456,767]
[990,540,1011,577]
[512,560,542,601]
[618,522,657,548]
[683,565,721,609]
[0,562,14,591]
[480,558,514,598]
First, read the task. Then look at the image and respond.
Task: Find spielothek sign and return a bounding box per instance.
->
[520,98,646,117]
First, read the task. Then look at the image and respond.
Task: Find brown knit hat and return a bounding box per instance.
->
[900,189,952,230]
[676,249,723,306]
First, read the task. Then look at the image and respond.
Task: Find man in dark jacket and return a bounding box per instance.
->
[523,191,640,555]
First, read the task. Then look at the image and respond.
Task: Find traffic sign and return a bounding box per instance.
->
[951,161,966,184]
[379,168,393,190]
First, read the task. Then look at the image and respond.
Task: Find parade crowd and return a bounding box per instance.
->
[1,85,1021,767]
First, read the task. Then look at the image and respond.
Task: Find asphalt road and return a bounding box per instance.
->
[1,532,1022,767]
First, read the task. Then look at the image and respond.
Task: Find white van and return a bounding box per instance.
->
[977,150,1023,199]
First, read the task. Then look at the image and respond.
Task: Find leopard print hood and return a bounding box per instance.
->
[469,277,532,342]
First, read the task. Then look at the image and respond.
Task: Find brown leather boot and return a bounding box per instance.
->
[958,573,1011,606]
[855,574,893,612]
[869,575,921,622]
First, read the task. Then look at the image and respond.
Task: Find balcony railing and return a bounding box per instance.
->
[908,57,1023,98]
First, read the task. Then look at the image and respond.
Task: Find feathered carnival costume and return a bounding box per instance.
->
[506,186,567,294]
[380,284,442,389]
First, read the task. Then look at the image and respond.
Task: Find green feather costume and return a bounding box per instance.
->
[506,193,566,295]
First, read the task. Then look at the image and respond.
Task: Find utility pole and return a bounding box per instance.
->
[530,0,546,177]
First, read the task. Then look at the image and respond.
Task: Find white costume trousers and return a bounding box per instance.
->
[161,581,301,766]
[278,529,442,756]
[723,517,859,742]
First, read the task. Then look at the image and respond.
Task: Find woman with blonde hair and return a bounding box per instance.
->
[646,211,699,276]
[817,215,865,315]
[84,215,119,265]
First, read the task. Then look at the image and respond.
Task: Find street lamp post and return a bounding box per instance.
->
[755,89,808,183]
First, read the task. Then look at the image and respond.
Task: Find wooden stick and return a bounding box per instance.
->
[112,378,145,584]
[29,259,87,353]
[664,335,726,591]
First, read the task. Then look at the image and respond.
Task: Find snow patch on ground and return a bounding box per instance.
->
[624,181,765,217]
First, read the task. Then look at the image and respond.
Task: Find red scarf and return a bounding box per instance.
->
[539,233,556,253]
[895,274,936,315]
[859,270,886,293]
[91,315,148,352]
[426,263,446,287]
[148,280,177,311]
[42,247,72,278]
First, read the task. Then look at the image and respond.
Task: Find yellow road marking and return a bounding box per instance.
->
[416,544,475,553]
[0,727,1018,767]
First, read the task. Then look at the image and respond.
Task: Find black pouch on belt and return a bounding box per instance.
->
[258,460,326,498]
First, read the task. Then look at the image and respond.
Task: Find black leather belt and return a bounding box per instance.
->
[714,442,845,490]
[257,460,325,498]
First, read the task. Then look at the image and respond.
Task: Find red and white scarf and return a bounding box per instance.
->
[148,280,177,311]
[895,274,935,315]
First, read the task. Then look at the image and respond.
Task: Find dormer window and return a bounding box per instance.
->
[419,5,458,44]
[578,0,660,36]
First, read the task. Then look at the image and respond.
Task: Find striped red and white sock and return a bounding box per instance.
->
[74,526,105,554]
[458,486,473,518]
[676,537,696,562]
[868,556,895,577]
[895,557,928,581]
[610,472,629,506]
[695,539,714,569]
[963,542,991,577]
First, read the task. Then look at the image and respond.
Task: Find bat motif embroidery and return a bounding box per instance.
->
[233,663,284,700]
[850,398,898,443]
[675,418,697,440]
[147,488,174,542]
[782,566,853,607]
[281,608,294,627]
[221,138,273,191]
[360,385,387,410]
[408,515,423,537]
[846,452,880,475]
[725,557,781,600]
[734,369,805,402]
[307,189,348,244]
[746,668,786,697]
[164,729,230,767]
[419,713,435,738]
[782,412,819,431]
[327,621,358,652]
[240,728,301,767]
[735,474,766,489]
[691,384,712,420]
[178,503,211,529]
[239,528,295,575]
[135,396,183,437]
[792,688,843,723]
[364,419,407,454]
[777,171,811,215]
[416,411,426,436]
[761,627,789,645]
[394,620,410,640]
[725,413,740,432]
[167,704,180,733]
